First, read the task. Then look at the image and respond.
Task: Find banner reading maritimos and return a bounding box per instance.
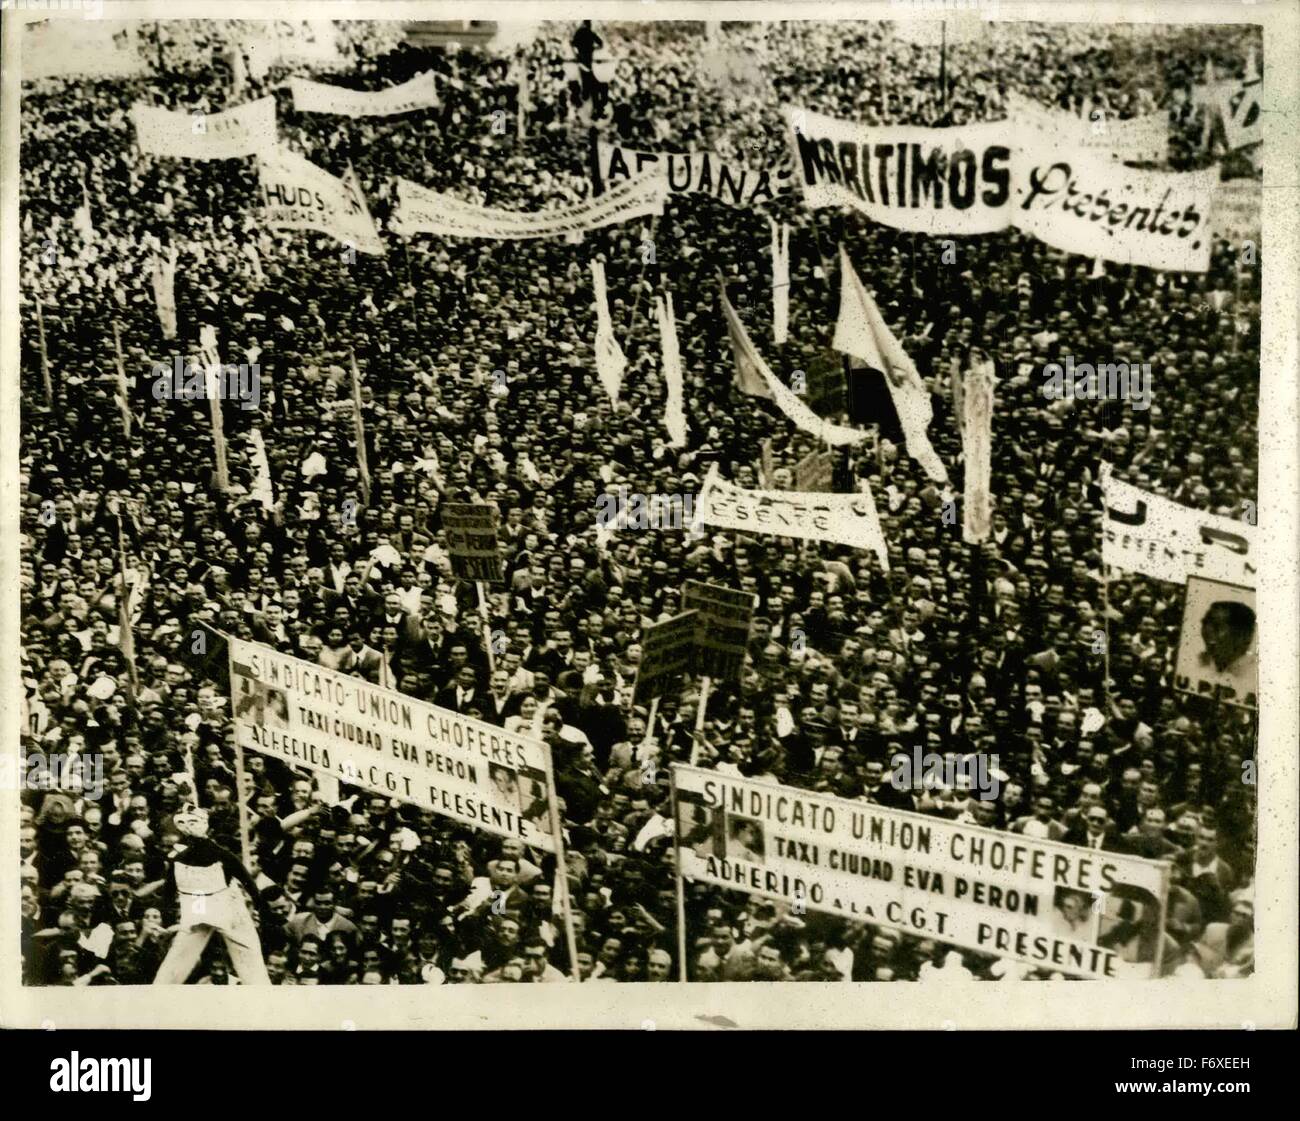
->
[228,636,558,852]
[787,107,1215,271]
[673,765,1171,979]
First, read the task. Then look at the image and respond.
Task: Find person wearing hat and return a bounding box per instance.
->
[152,804,270,985]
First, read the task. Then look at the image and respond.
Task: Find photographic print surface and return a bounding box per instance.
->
[4,0,1296,1031]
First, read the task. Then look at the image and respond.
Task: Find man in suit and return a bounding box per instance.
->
[1010,794,1067,841]
[481,669,521,727]
[438,664,483,714]
[1176,824,1236,925]
[1118,808,1184,861]
[1063,806,1121,852]
[373,591,421,649]
[286,890,358,947]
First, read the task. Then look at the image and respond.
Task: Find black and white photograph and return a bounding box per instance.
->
[2,0,1297,1047]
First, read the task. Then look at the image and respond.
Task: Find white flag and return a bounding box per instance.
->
[771,219,790,346]
[590,260,625,403]
[150,245,179,340]
[657,292,688,448]
[249,428,275,512]
[959,357,996,545]
[198,327,230,491]
[834,246,948,482]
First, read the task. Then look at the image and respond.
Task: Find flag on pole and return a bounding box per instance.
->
[350,349,372,506]
[73,174,94,241]
[590,260,625,402]
[242,240,265,283]
[721,276,869,446]
[229,43,248,102]
[150,245,179,340]
[249,428,275,512]
[198,326,230,491]
[720,276,772,399]
[657,291,688,448]
[111,502,139,692]
[958,355,996,545]
[112,321,132,439]
[771,219,790,346]
[833,246,948,483]
[35,301,53,403]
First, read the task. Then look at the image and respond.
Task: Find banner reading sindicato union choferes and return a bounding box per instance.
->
[229,636,557,852]
[672,765,1170,979]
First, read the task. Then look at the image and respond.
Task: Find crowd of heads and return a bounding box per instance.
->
[21,18,1257,985]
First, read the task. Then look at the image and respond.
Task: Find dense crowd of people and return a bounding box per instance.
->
[20,17,1259,986]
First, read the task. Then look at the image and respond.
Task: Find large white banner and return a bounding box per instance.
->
[596,141,794,208]
[1006,91,1168,164]
[1012,145,1217,273]
[390,174,668,240]
[23,20,147,81]
[132,97,277,161]
[789,109,1012,234]
[694,465,888,566]
[257,148,385,255]
[673,765,1171,979]
[1101,466,1256,587]
[228,637,558,852]
[788,107,1215,271]
[289,72,439,118]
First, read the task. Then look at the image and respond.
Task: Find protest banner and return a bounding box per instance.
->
[441,503,503,583]
[1211,177,1262,244]
[289,72,439,117]
[595,141,794,208]
[1005,91,1168,164]
[23,20,147,82]
[680,580,756,683]
[1010,144,1216,273]
[228,636,557,852]
[132,97,277,161]
[239,20,345,78]
[672,765,1171,979]
[788,107,1214,270]
[257,147,385,255]
[1174,577,1257,709]
[788,109,1013,234]
[794,449,835,493]
[390,173,667,240]
[1100,465,1256,587]
[634,611,699,704]
[695,465,891,567]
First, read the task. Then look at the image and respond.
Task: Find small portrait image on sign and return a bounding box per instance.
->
[518,772,553,833]
[725,815,767,865]
[1174,578,1258,709]
[231,668,289,729]
[488,763,522,811]
[1097,885,1164,972]
[676,798,720,860]
[1048,887,1099,943]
